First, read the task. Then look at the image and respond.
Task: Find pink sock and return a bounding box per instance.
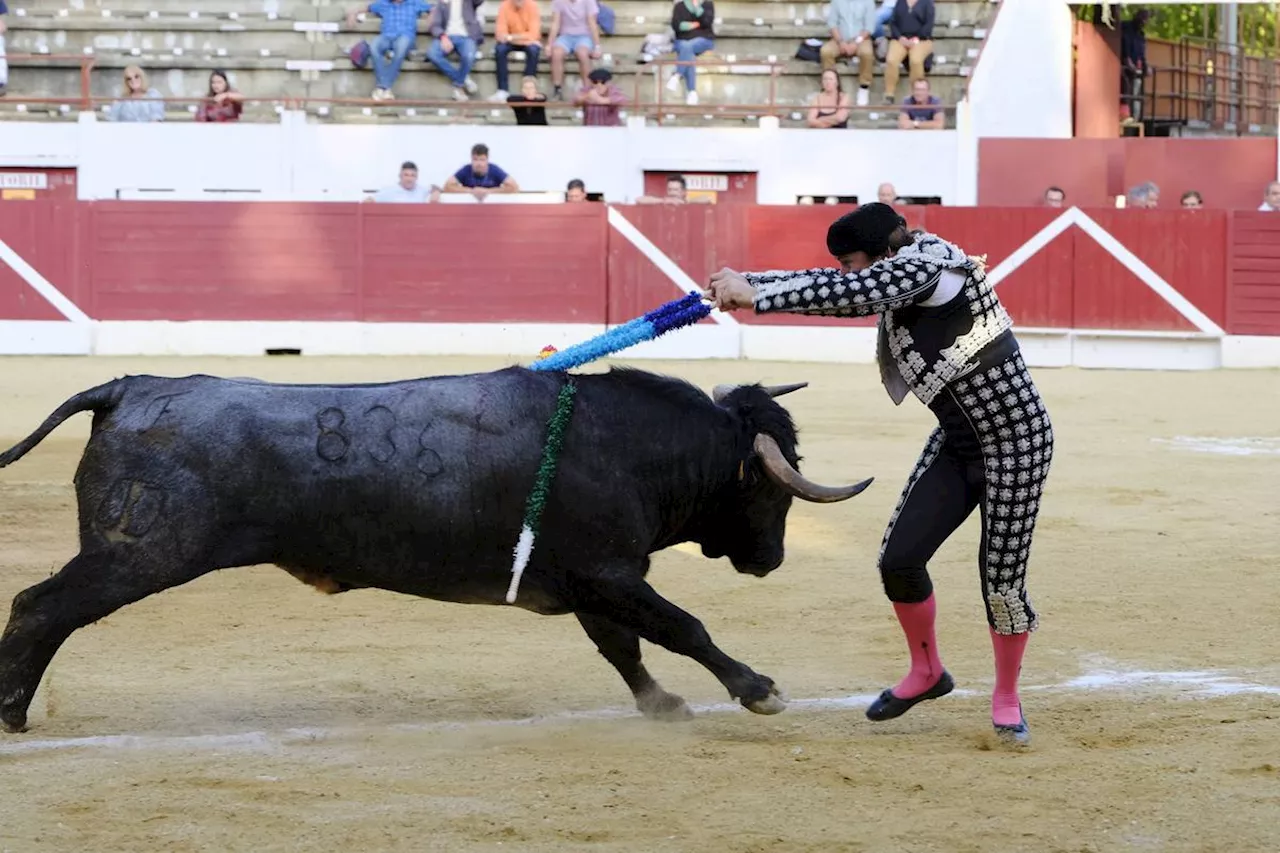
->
[890,596,945,698]
[990,628,1029,726]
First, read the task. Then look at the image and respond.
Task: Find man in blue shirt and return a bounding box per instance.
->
[897,78,944,129]
[346,0,432,101]
[443,143,521,200]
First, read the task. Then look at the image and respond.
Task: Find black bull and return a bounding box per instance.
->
[0,366,871,733]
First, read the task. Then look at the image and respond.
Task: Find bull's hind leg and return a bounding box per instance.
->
[575,613,693,721]
[0,550,213,733]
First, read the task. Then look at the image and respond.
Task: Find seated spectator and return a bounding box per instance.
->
[1126,181,1159,208]
[666,0,715,106]
[1180,190,1203,209]
[637,174,711,204]
[566,178,587,201]
[1260,181,1280,212]
[444,143,520,199]
[490,0,542,101]
[345,0,431,100]
[107,66,165,122]
[0,0,8,97]
[872,0,893,38]
[425,0,484,101]
[820,0,876,107]
[574,67,627,126]
[370,161,440,202]
[507,76,548,125]
[806,69,850,129]
[195,69,245,122]
[897,78,943,129]
[548,0,602,101]
[877,181,896,204]
[883,0,934,104]
[1043,186,1065,208]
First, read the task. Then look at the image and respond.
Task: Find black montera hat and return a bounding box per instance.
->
[826,202,908,258]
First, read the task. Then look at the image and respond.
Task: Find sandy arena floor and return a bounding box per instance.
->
[0,354,1278,853]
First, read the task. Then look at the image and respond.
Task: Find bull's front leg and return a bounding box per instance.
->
[570,565,787,715]
[575,613,693,721]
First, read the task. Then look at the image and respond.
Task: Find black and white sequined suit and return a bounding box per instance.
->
[747,232,1052,635]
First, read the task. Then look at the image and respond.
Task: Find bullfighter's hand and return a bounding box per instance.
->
[704,268,756,312]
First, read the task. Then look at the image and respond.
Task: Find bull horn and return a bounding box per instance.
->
[753,433,873,503]
[762,382,808,398]
[712,382,809,404]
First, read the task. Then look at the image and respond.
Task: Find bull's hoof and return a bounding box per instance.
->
[637,687,694,722]
[743,684,788,715]
[1,709,28,734]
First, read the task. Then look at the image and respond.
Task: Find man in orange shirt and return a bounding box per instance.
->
[491,0,543,100]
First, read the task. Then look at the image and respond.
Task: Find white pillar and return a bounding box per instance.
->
[954,98,979,206]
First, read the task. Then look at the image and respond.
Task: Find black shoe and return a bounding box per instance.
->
[994,708,1031,746]
[865,670,955,721]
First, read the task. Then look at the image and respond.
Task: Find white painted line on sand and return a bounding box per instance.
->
[3,668,1277,757]
[1152,436,1280,457]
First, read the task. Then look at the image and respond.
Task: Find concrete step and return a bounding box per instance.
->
[15,0,994,24]
[0,97,933,130]
[598,0,992,25]
[10,69,966,113]
[11,58,970,105]
[14,49,976,77]
[8,0,327,17]
[10,14,983,39]
[8,32,980,72]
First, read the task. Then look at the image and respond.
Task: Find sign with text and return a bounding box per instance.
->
[0,173,49,190]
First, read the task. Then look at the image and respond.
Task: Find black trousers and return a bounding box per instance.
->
[495,43,542,93]
[877,353,1053,635]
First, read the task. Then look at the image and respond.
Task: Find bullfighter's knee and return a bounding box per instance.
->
[878,541,934,603]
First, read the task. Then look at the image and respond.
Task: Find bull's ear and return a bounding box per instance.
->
[712,383,737,405]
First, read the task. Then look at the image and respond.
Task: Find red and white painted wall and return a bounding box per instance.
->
[2,194,1278,369]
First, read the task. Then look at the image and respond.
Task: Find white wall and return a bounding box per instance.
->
[0,114,962,204]
[0,117,82,167]
[967,0,1075,139]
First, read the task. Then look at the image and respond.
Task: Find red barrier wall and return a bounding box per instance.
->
[2,200,1277,336]
[1228,213,1280,336]
[979,138,1279,210]
[81,203,608,323]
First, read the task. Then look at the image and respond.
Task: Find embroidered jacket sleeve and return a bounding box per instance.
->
[749,233,971,318]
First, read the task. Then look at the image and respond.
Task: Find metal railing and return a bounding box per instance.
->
[2,51,958,128]
[1134,36,1280,133]
[635,57,784,123]
[2,53,98,110]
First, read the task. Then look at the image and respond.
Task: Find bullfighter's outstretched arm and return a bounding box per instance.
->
[746,233,972,318]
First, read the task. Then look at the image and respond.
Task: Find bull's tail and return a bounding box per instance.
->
[0,379,127,468]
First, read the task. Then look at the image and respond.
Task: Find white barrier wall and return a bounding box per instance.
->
[0,113,963,204]
[0,2,1093,196]
[967,0,1076,139]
